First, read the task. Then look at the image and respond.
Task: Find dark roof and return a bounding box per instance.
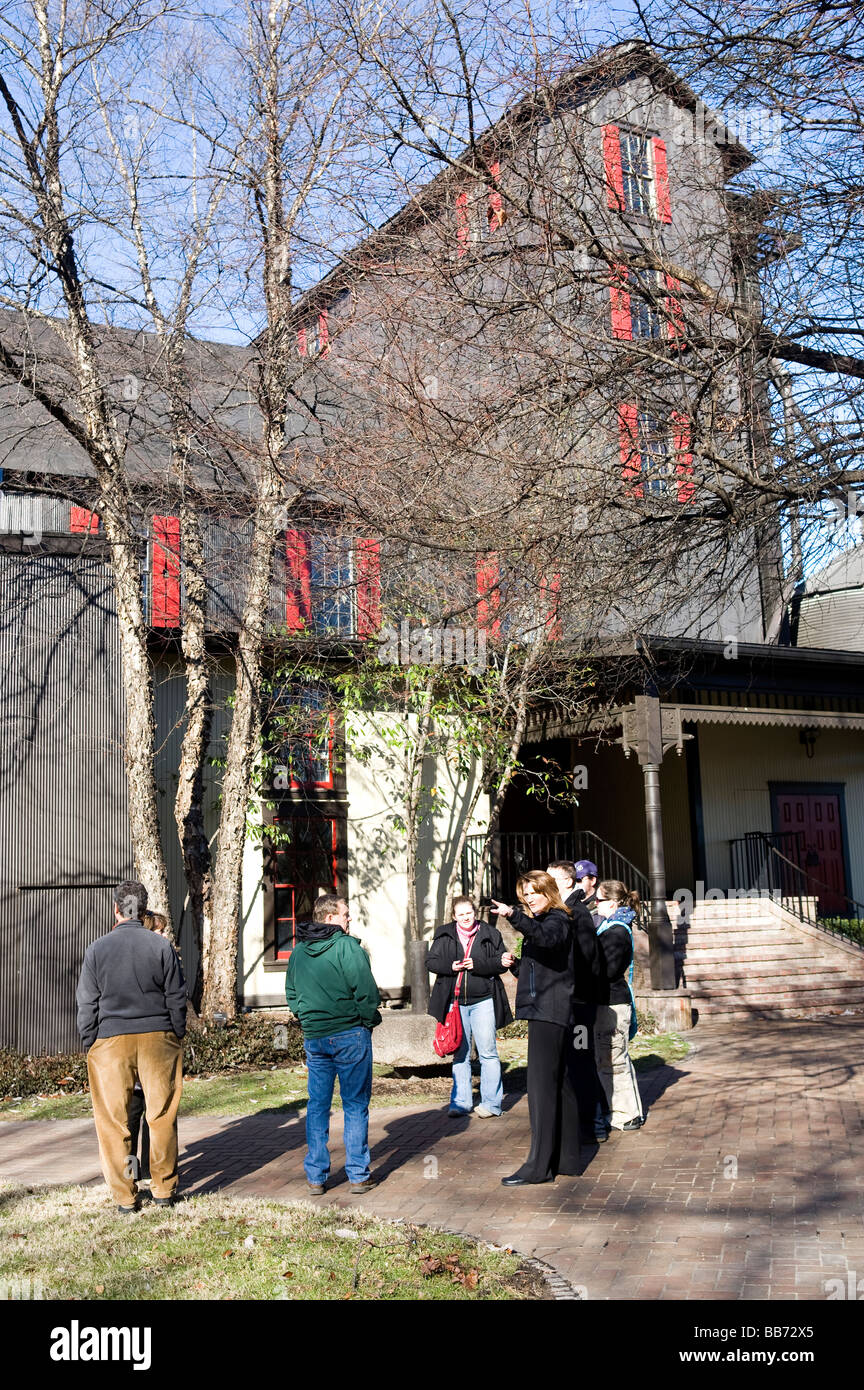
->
[0,309,328,491]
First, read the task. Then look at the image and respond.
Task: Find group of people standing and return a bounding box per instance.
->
[426,859,645,1185]
[76,862,643,1208]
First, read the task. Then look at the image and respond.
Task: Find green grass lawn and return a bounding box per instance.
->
[0,1033,689,1123]
[0,1183,539,1301]
[630,1031,691,1068]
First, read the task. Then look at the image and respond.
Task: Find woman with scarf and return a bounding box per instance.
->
[594,880,645,1133]
[492,870,600,1184]
[427,896,515,1117]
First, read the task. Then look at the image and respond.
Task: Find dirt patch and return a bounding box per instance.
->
[372,1073,451,1099]
[501,1262,558,1300]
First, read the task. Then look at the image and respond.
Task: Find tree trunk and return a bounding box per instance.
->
[200,489,277,1019]
[404,679,435,945]
[100,503,172,926]
[174,501,213,1000]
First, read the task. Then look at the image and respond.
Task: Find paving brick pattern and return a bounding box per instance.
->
[3,1019,863,1300]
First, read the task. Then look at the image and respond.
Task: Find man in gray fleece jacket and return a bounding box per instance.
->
[76,880,186,1212]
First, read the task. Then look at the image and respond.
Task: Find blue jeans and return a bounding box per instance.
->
[450,996,503,1114]
[303,1026,373,1184]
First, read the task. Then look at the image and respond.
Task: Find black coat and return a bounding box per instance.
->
[569,900,606,1005]
[509,905,571,1025]
[597,920,635,1005]
[510,901,604,1024]
[426,920,514,1029]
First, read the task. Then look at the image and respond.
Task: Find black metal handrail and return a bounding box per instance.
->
[461,829,650,919]
[730,832,864,950]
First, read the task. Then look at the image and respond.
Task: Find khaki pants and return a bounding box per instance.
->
[87,1031,183,1205]
[594,1003,644,1128]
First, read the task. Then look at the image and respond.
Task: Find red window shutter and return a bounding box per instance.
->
[70,506,99,533]
[610,263,632,340]
[356,538,382,638]
[618,404,642,498]
[603,125,625,212]
[652,138,672,223]
[476,553,501,636]
[664,274,685,344]
[456,190,469,256]
[488,161,504,229]
[152,515,181,627]
[285,529,312,631]
[296,326,307,357]
[672,412,694,503]
[318,309,330,357]
[541,573,561,640]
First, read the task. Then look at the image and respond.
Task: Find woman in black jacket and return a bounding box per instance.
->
[427,896,515,1117]
[492,870,601,1184]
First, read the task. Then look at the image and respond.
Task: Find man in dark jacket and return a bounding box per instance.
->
[76,881,186,1213]
[573,860,600,915]
[547,860,609,1142]
[285,895,381,1195]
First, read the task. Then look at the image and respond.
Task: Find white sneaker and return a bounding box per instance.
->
[474,1105,500,1118]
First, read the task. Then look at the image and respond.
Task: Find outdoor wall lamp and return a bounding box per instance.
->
[799,727,819,759]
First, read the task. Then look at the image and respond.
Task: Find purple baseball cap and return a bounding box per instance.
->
[574,860,598,879]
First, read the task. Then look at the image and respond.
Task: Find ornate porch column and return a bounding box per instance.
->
[618,696,689,993]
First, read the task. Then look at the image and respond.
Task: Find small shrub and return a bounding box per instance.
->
[0,1049,89,1099]
[818,917,864,948]
[183,1015,305,1073]
[0,1017,305,1098]
[635,1008,659,1036]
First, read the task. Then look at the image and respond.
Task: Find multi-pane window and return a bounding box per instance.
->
[619,131,653,217]
[603,125,672,223]
[619,404,693,502]
[271,814,338,959]
[271,683,334,789]
[455,163,505,256]
[296,309,330,358]
[285,531,355,636]
[636,411,672,494]
[610,265,685,343]
[628,270,664,339]
[309,535,353,636]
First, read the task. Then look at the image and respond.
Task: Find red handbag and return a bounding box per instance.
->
[432,934,475,1057]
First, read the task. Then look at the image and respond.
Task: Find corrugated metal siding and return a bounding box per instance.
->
[697,723,864,901]
[0,491,71,535]
[797,590,864,652]
[0,552,133,1053]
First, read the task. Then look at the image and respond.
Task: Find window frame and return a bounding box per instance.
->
[265,811,341,962]
[603,124,673,224]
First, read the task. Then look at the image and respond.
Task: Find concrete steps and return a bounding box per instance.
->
[673,898,864,1021]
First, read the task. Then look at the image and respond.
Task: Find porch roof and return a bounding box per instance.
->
[526,701,864,743]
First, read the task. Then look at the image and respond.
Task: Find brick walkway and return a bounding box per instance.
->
[3,1018,864,1300]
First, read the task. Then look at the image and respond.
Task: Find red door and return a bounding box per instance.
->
[774,791,847,916]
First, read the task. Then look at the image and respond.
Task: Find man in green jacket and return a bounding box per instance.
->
[285,895,381,1195]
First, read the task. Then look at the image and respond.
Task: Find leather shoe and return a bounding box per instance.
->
[500,1172,553,1186]
[622,1118,644,1131]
